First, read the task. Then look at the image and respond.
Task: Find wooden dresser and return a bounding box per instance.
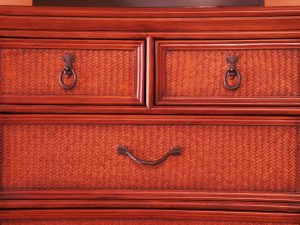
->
[0,5,299,224]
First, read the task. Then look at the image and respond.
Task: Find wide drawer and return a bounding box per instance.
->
[0,39,144,105]
[0,115,299,194]
[156,40,300,106]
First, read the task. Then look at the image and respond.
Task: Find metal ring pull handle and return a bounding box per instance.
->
[59,54,77,90]
[117,146,182,166]
[224,55,241,90]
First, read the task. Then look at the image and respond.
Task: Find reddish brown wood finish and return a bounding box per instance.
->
[1,5,300,222]
[1,190,299,213]
[2,105,300,115]
[0,115,299,214]
[0,7,300,113]
[1,30,300,40]
[146,36,155,109]
[0,6,300,34]
[1,15,300,32]
[1,209,300,223]
[156,39,300,107]
[1,114,300,125]
[1,199,300,213]
[0,39,145,106]
[1,189,299,202]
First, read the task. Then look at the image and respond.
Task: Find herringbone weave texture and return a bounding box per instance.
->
[1,219,296,225]
[0,48,136,96]
[165,49,300,97]
[0,124,298,192]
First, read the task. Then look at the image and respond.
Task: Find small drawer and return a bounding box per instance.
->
[0,115,299,194]
[156,40,300,106]
[0,39,144,105]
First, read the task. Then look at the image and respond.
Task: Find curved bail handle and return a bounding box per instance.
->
[117,146,182,166]
[59,53,77,90]
[224,55,241,90]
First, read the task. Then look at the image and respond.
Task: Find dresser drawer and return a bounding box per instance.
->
[0,39,144,105]
[0,115,298,194]
[156,40,300,106]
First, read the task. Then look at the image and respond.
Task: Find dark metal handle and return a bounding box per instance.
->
[224,55,241,90]
[117,146,182,166]
[59,54,77,90]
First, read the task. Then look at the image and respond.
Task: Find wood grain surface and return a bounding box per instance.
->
[0,5,300,223]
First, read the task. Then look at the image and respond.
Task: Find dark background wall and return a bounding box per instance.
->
[33,0,264,7]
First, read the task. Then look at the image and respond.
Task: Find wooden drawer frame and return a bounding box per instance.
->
[0,39,145,106]
[155,39,300,107]
[0,114,299,214]
[0,5,300,223]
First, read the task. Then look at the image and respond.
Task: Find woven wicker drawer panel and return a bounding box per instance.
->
[0,39,144,105]
[1,123,298,192]
[156,40,300,104]
[164,49,299,97]
[0,48,135,96]
[1,219,296,225]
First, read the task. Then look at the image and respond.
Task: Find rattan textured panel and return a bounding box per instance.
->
[165,49,300,97]
[0,48,136,96]
[0,124,298,192]
[1,219,296,225]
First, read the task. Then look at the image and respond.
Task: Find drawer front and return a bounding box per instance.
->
[0,115,298,193]
[156,40,300,106]
[0,39,144,105]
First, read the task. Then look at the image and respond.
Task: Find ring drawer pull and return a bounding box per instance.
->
[117,146,182,166]
[59,54,77,90]
[224,55,241,90]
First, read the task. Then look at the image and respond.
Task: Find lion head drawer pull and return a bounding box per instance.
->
[224,55,241,90]
[59,54,77,90]
[117,145,182,166]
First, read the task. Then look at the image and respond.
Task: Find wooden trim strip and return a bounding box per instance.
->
[0,105,151,114]
[0,96,143,105]
[1,16,300,31]
[1,114,300,125]
[136,40,145,104]
[0,209,299,222]
[1,30,300,40]
[150,106,300,115]
[1,200,299,213]
[0,190,299,203]
[150,31,300,39]
[0,30,148,39]
[2,105,300,115]
[156,97,300,106]
[146,36,154,109]
[0,38,144,49]
[156,39,300,49]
